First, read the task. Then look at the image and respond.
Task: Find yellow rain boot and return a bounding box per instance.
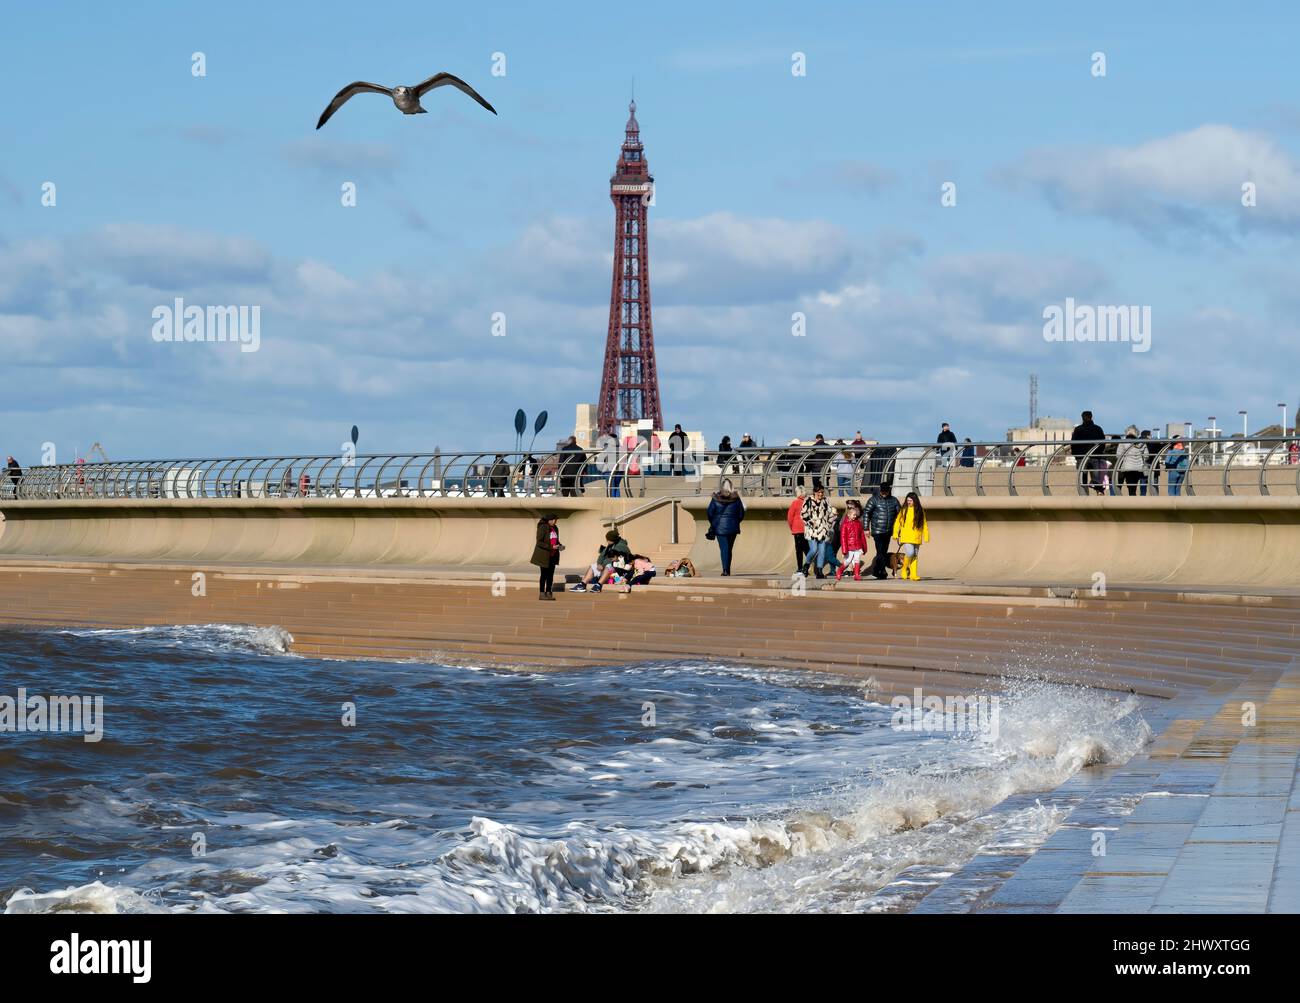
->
[901,556,914,580]
[910,556,921,581]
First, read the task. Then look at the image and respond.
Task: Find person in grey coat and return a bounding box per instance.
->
[1114,426,1146,495]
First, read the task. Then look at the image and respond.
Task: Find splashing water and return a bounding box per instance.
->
[0,626,1151,913]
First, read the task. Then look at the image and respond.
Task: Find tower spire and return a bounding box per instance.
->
[597,100,662,437]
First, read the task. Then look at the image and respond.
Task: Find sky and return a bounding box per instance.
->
[2,0,1299,460]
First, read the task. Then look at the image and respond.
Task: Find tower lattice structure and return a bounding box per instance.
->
[597,100,663,437]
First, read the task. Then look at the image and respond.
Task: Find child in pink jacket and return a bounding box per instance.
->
[837,499,867,581]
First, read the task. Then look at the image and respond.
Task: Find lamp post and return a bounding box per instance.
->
[1279,402,1287,438]
[1239,410,1248,438]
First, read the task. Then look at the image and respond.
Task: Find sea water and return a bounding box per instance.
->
[0,625,1151,913]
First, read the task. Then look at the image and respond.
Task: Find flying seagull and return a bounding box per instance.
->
[316,71,497,130]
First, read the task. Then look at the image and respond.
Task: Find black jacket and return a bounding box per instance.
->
[1071,421,1106,458]
[864,493,901,536]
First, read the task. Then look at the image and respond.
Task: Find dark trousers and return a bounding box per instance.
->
[538,559,557,594]
[870,533,892,577]
[1078,458,1103,493]
[717,533,737,575]
[792,533,807,572]
[1118,470,1142,495]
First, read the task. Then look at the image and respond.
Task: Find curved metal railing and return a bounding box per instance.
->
[4,437,1298,501]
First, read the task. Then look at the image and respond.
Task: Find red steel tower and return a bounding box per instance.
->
[597,100,663,436]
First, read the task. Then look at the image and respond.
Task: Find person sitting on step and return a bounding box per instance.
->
[572,529,633,593]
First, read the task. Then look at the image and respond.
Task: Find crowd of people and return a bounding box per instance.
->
[1068,410,1191,496]
[781,481,929,581]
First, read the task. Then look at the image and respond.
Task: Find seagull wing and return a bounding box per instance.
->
[413,72,497,115]
[316,81,393,129]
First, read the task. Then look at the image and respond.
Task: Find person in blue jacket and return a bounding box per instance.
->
[706,480,746,576]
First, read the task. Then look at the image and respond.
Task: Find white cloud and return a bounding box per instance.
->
[1003,124,1300,237]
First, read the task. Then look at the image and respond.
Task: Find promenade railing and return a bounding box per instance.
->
[6,437,1300,502]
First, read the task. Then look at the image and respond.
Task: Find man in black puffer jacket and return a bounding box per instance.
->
[863,481,902,580]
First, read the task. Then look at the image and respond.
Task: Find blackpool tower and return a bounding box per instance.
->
[596,100,663,437]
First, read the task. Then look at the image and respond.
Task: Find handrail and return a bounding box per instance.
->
[6,436,1299,502]
[600,496,681,530]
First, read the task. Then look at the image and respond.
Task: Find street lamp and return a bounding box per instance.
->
[1239,410,1248,438]
[1279,402,1287,438]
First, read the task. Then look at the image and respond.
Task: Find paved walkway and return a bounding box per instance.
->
[905,666,1300,912]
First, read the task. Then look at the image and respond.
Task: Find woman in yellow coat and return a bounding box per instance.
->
[891,491,930,581]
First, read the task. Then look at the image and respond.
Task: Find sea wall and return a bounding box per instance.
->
[4,495,1300,587]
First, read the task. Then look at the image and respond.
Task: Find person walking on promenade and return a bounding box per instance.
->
[573,528,633,592]
[5,456,21,498]
[706,479,745,576]
[559,436,585,497]
[807,433,833,492]
[892,491,930,581]
[739,433,757,450]
[669,424,688,476]
[960,439,976,467]
[936,422,958,468]
[1165,435,1189,495]
[488,454,509,497]
[800,484,836,579]
[777,438,800,492]
[1115,427,1146,495]
[717,435,734,475]
[531,514,564,600]
[787,485,808,574]
[1138,430,1153,495]
[834,446,854,496]
[1071,410,1106,495]
[836,499,868,581]
[1144,431,1163,495]
[864,481,901,580]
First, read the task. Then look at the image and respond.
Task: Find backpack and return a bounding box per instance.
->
[666,557,697,578]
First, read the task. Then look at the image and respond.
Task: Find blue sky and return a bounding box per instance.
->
[2,0,1299,459]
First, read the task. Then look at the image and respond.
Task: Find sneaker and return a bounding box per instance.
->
[571,583,587,592]
[590,583,602,593]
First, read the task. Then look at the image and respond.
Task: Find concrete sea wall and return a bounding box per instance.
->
[3,495,1300,587]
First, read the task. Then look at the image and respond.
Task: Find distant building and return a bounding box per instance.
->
[1006,417,1074,461]
[574,404,599,449]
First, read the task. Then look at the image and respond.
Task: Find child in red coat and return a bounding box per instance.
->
[836,499,867,581]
